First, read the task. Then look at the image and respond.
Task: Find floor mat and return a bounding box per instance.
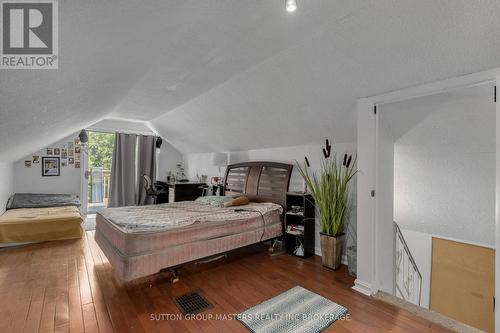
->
[238,286,348,333]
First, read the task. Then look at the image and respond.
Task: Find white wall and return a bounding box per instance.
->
[376,119,395,294]
[495,74,500,333]
[354,98,377,295]
[13,133,82,196]
[11,122,182,203]
[183,142,357,255]
[157,141,183,182]
[391,85,495,246]
[0,162,14,214]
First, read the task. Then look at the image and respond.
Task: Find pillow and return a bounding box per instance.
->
[195,196,233,207]
[5,195,13,210]
[223,196,250,207]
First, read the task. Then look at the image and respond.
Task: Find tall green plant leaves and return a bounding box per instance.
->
[296,151,357,237]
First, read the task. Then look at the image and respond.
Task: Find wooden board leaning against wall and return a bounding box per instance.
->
[430,237,495,333]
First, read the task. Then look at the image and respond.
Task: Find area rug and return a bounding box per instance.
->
[238,286,348,333]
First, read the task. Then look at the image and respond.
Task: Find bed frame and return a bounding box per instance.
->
[96,161,293,283]
[164,162,294,282]
[224,161,293,208]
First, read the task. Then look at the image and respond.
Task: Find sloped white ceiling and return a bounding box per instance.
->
[381,83,495,141]
[1,0,500,161]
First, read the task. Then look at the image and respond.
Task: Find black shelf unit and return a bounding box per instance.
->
[284,192,315,258]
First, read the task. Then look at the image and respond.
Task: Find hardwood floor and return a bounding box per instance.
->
[0,231,451,333]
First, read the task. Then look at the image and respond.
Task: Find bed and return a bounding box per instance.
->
[95,161,293,281]
[0,193,83,244]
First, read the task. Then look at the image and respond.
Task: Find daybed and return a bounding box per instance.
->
[95,161,293,281]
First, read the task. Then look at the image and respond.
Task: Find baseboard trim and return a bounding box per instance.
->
[352,279,373,296]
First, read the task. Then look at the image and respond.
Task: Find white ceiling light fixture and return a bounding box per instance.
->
[285,0,297,13]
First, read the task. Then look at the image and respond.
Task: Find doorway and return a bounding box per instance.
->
[355,70,500,332]
[86,131,115,214]
[376,83,496,331]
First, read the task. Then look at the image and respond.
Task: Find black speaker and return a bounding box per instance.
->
[79,130,88,144]
[156,137,163,149]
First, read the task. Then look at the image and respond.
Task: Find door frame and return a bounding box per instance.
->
[80,144,88,215]
[354,68,500,331]
[80,129,116,215]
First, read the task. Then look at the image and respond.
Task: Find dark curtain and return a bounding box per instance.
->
[108,133,138,207]
[136,135,156,205]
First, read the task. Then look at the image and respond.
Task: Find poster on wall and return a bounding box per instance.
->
[25,160,31,168]
[42,157,60,176]
[32,156,39,164]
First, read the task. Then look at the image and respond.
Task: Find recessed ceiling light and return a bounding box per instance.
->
[285,0,297,13]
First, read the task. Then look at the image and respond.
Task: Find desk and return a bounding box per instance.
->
[167,182,205,202]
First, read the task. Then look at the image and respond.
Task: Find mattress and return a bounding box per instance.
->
[0,206,83,243]
[6,193,81,210]
[95,201,283,280]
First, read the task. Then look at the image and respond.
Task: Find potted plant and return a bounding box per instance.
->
[296,139,357,270]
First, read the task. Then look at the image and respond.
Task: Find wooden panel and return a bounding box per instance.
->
[430,237,495,333]
[245,166,262,195]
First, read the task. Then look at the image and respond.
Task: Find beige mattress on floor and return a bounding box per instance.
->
[95,202,283,281]
[0,206,83,243]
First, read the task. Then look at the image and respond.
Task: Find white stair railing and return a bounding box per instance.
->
[394,222,422,306]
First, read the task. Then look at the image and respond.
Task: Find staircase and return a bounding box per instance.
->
[394,222,422,306]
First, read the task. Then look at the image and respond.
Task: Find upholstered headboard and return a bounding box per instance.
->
[223,161,293,208]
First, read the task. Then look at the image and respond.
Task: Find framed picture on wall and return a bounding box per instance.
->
[42,157,60,177]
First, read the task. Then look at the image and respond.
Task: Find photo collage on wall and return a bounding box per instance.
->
[25,137,82,175]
